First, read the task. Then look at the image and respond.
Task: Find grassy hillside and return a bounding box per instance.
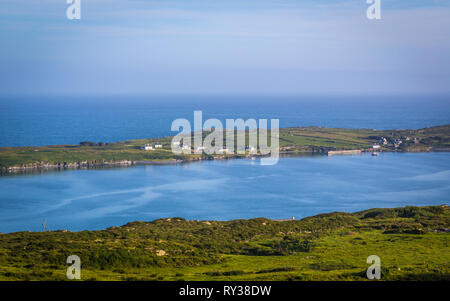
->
[0,205,448,281]
[279,125,450,151]
[1,125,449,170]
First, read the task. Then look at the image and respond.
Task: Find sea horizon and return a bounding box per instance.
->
[1,0,449,283]
[1,94,450,147]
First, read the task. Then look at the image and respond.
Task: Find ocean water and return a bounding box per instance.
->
[1,94,450,147]
[0,153,449,233]
[1,95,449,233]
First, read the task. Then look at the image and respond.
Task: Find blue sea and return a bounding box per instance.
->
[0,94,449,233]
[1,94,450,147]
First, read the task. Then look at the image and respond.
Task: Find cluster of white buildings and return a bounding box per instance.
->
[377,136,406,148]
[151,141,258,155]
[140,143,163,151]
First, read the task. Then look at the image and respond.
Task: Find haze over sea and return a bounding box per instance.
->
[1,95,450,147]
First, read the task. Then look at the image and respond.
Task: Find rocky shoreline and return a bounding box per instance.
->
[0,157,226,174]
[0,154,258,174]
[1,147,449,175]
[1,160,135,173]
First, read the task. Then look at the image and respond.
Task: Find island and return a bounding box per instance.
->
[1,125,449,172]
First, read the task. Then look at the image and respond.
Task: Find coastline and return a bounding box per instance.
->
[1,125,449,174]
[2,148,450,175]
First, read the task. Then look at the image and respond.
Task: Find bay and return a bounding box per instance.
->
[0,152,449,233]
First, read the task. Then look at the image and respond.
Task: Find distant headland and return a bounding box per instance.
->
[1,125,449,173]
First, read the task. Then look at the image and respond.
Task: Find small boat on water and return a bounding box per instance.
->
[372,152,379,156]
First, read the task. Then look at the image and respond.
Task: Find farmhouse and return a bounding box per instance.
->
[141,144,154,150]
[245,146,257,152]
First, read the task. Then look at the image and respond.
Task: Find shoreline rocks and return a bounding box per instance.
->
[2,160,134,173]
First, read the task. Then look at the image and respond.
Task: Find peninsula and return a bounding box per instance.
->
[1,125,449,172]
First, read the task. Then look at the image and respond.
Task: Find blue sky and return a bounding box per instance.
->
[1,0,450,95]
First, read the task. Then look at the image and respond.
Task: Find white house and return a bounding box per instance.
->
[154,143,163,148]
[379,137,388,145]
[141,144,154,150]
[245,146,257,152]
[172,141,181,146]
[218,148,230,154]
[372,144,381,149]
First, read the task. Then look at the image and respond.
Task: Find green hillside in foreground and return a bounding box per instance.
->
[1,125,450,169]
[0,205,448,281]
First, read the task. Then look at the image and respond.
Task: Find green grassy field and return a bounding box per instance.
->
[0,205,448,281]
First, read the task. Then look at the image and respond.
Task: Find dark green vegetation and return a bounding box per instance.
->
[1,125,449,170]
[0,205,448,281]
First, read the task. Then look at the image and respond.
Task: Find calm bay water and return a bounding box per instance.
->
[1,95,450,233]
[0,153,449,233]
[1,95,450,147]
